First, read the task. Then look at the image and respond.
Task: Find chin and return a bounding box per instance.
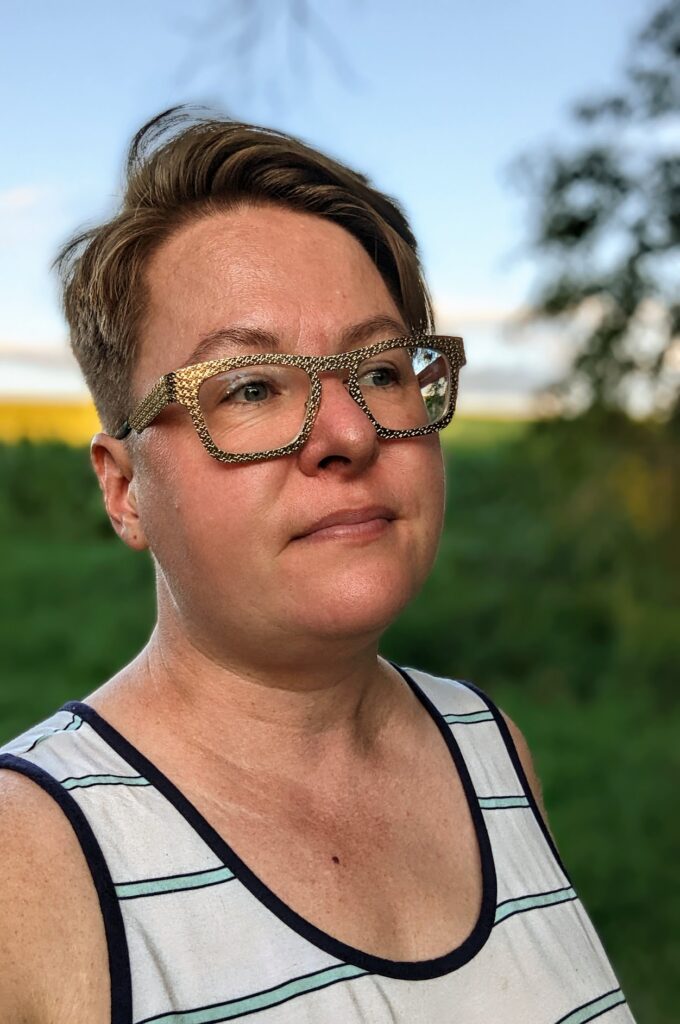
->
[286,566,420,639]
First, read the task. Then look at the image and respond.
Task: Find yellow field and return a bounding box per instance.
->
[0,400,101,445]
[0,400,533,447]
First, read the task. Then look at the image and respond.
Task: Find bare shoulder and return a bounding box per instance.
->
[0,768,110,1024]
[497,709,555,840]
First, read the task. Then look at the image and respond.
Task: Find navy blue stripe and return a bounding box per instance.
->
[0,753,132,1024]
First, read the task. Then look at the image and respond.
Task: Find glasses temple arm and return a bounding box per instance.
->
[113,421,132,440]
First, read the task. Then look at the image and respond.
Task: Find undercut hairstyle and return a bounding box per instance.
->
[55,106,434,433]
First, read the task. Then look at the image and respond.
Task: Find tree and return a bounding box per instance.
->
[512,0,680,427]
[174,0,361,113]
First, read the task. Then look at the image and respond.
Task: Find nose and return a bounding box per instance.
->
[296,372,380,477]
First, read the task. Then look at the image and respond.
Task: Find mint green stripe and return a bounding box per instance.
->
[143,963,369,1023]
[444,710,494,724]
[557,990,625,1024]
[495,886,577,924]
[31,714,82,748]
[116,865,235,899]
[61,773,151,790]
[479,795,530,809]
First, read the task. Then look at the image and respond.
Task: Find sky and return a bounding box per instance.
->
[0,0,655,414]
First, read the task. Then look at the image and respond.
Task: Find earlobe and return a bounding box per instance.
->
[90,432,149,551]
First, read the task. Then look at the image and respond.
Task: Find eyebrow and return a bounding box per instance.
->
[180,314,409,367]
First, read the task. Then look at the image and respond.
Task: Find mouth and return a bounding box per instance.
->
[292,506,397,542]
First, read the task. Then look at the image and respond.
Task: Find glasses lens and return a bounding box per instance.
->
[199,364,310,455]
[358,346,451,429]
[197,346,452,456]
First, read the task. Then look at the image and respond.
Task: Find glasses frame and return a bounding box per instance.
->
[113,333,466,464]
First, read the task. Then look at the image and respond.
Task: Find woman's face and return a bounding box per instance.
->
[127,204,446,662]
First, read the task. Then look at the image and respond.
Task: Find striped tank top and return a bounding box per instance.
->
[0,664,635,1024]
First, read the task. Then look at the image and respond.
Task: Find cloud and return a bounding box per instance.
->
[0,185,52,212]
[0,183,69,252]
[434,299,530,327]
[0,342,73,366]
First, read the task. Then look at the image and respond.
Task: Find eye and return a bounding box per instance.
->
[360,364,401,388]
[220,378,276,403]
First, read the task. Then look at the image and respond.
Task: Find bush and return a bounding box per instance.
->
[1,422,677,1021]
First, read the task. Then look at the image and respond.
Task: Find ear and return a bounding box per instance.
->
[90,432,149,551]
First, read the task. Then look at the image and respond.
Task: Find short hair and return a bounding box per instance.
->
[55,106,434,432]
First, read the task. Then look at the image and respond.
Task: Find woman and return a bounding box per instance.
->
[0,109,635,1023]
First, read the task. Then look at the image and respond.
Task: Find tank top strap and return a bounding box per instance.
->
[392,665,574,904]
[392,664,530,795]
[1,703,222,886]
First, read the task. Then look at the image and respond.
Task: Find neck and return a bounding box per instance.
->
[97,614,407,781]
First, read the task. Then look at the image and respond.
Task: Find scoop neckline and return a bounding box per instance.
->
[62,662,497,981]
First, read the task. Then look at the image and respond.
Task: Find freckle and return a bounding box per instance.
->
[331,855,340,864]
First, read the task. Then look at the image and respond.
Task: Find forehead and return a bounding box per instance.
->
[136,204,404,391]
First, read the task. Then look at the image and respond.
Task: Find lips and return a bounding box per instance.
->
[292,506,396,540]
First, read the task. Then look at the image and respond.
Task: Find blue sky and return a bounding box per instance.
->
[0,0,654,411]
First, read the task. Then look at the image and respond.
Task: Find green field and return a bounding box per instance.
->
[1,417,677,1022]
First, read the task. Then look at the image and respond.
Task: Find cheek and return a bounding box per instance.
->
[134,438,283,565]
[399,435,446,532]
[406,441,446,592]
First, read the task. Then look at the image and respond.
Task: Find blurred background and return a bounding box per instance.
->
[1,1,678,1019]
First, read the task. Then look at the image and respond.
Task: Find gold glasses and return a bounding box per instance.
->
[113,334,466,463]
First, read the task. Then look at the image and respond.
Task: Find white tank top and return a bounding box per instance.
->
[0,664,636,1024]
